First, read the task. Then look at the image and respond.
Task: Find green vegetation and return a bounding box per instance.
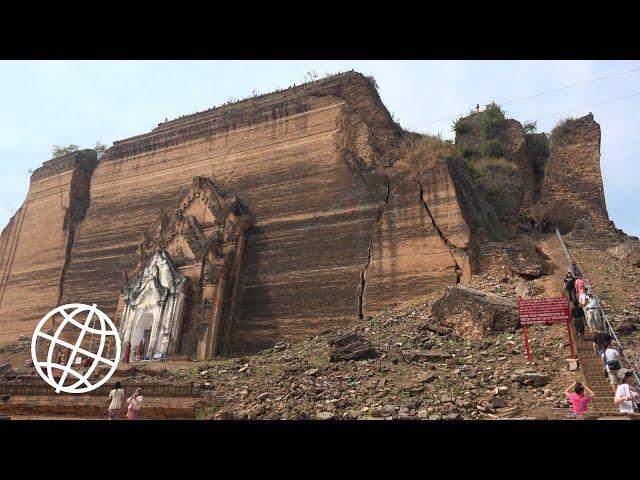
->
[555,115,578,135]
[52,144,79,157]
[525,131,550,176]
[452,116,471,134]
[465,158,480,181]
[479,102,505,138]
[474,157,518,175]
[366,75,379,91]
[304,70,320,82]
[523,121,537,134]
[461,147,475,158]
[95,141,108,159]
[481,138,504,158]
[473,157,522,222]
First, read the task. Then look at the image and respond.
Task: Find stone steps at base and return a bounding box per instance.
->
[0,395,202,419]
[528,408,635,419]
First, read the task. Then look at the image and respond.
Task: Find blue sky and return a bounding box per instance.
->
[0,60,637,237]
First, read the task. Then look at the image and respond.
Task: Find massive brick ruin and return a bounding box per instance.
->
[0,71,618,357]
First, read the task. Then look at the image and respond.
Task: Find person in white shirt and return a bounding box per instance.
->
[578,290,588,308]
[602,341,622,393]
[106,381,125,420]
[614,371,638,414]
[584,293,602,332]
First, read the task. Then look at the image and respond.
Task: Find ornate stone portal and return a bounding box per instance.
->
[115,177,252,360]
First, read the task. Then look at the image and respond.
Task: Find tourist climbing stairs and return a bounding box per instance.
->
[574,333,620,417]
[556,229,640,419]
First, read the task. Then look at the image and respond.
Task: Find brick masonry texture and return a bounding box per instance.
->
[0,74,613,356]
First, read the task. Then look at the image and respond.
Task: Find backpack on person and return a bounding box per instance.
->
[606,354,621,371]
[604,348,621,371]
[607,359,621,370]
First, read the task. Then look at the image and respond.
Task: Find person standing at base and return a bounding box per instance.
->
[564,381,594,417]
[127,388,144,420]
[107,381,124,420]
[614,371,638,414]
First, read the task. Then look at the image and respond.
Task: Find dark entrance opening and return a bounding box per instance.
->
[143,329,152,360]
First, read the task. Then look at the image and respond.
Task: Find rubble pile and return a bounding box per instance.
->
[111,292,575,420]
[431,285,519,338]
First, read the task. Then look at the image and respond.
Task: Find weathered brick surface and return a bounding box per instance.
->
[0,395,198,419]
[455,113,535,225]
[539,113,608,232]
[0,151,97,344]
[58,73,406,356]
[0,75,613,358]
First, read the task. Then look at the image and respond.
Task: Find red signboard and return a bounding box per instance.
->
[517,296,574,361]
[518,297,570,325]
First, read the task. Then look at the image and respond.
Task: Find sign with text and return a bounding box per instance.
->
[518,297,570,325]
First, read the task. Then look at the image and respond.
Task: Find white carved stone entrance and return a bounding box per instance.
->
[118,249,187,362]
[115,176,252,360]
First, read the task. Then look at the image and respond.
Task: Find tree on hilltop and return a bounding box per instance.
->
[52,144,79,157]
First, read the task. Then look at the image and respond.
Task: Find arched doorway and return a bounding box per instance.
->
[131,311,155,360]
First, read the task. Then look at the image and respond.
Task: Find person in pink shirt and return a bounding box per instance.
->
[564,381,594,417]
[127,388,144,420]
[575,277,586,297]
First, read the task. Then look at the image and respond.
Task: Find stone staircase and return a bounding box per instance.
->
[0,381,204,420]
[574,332,621,416]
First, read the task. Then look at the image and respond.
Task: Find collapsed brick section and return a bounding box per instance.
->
[539,113,608,232]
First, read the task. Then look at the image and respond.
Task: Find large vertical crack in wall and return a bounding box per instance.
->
[57,152,98,306]
[357,176,391,319]
[417,179,464,284]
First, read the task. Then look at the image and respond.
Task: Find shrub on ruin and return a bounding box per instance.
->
[477,157,517,173]
[480,102,505,138]
[452,117,471,134]
[461,147,476,158]
[398,133,456,173]
[525,132,549,175]
[465,158,480,181]
[523,121,537,134]
[95,141,108,159]
[555,115,578,135]
[366,75,379,91]
[52,144,79,157]
[481,138,505,158]
[304,70,319,82]
[474,157,521,224]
